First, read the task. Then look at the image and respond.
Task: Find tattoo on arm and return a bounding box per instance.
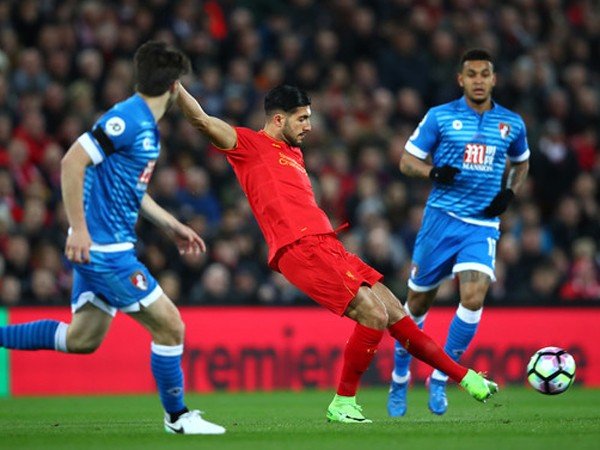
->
[507,161,529,194]
[403,164,426,177]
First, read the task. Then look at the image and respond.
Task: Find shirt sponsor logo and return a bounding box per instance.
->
[462,143,496,172]
[499,122,511,139]
[137,160,156,189]
[278,152,307,174]
[105,117,126,136]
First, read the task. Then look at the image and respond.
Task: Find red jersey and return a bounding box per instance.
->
[222,127,334,268]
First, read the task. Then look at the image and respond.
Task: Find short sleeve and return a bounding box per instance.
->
[507,117,530,163]
[405,110,440,160]
[77,112,135,165]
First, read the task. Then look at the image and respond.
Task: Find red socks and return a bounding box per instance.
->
[337,323,384,397]
[389,316,468,382]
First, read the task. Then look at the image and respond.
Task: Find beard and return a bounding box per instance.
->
[467,90,490,105]
[282,125,303,147]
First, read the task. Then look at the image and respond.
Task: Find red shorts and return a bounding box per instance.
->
[276,234,383,316]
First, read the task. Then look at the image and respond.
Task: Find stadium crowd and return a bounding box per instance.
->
[0,0,599,307]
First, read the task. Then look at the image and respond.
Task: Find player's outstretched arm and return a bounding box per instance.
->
[176,82,237,150]
[61,142,93,264]
[140,194,206,255]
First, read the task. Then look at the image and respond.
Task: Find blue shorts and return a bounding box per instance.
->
[71,248,163,317]
[409,207,500,292]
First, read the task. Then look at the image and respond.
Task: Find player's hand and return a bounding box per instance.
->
[168,222,207,255]
[429,165,460,184]
[483,189,515,217]
[65,228,92,264]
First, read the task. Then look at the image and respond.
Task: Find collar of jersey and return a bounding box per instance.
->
[458,95,497,115]
[258,129,289,147]
[132,93,157,124]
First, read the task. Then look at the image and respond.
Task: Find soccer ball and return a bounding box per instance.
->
[526,346,576,395]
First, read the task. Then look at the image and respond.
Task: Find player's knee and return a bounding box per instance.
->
[66,335,102,354]
[364,304,389,330]
[460,298,484,311]
[157,316,185,346]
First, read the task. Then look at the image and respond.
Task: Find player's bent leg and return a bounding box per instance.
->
[66,303,113,353]
[0,320,66,351]
[129,294,225,435]
[369,284,437,417]
[368,283,499,405]
[0,302,111,353]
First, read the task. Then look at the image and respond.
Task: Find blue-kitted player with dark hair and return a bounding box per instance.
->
[388,49,530,416]
[0,41,225,435]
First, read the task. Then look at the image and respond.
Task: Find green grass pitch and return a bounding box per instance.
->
[0,387,598,450]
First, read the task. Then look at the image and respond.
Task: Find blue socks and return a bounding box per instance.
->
[151,342,186,414]
[0,320,64,350]
[431,304,482,382]
[392,306,426,383]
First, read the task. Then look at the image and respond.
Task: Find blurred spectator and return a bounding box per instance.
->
[177,166,221,226]
[516,260,563,302]
[530,120,580,218]
[0,274,21,306]
[190,262,232,304]
[560,238,600,301]
[27,268,61,305]
[158,270,182,303]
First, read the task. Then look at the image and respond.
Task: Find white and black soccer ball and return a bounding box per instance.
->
[526,346,576,395]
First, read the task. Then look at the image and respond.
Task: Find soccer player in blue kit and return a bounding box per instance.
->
[387,49,530,416]
[0,42,225,435]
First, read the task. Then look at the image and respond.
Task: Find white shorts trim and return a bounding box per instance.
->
[90,242,135,252]
[408,274,454,292]
[452,263,496,281]
[72,291,117,317]
[77,132,104,165]
[447,212,500,229]
[120,285,164,313]
[72,285,164,316]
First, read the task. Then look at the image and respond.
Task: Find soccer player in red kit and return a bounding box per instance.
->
[177,84,497,423]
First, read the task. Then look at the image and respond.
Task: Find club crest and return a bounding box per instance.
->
[499,122,511,139]
[130,271,148,290]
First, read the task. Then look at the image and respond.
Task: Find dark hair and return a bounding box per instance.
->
[459,48,494,70]
[264,85,311,114]
[133,41,191,96]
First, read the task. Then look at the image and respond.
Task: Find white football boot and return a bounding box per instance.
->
[164,410,226,435]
